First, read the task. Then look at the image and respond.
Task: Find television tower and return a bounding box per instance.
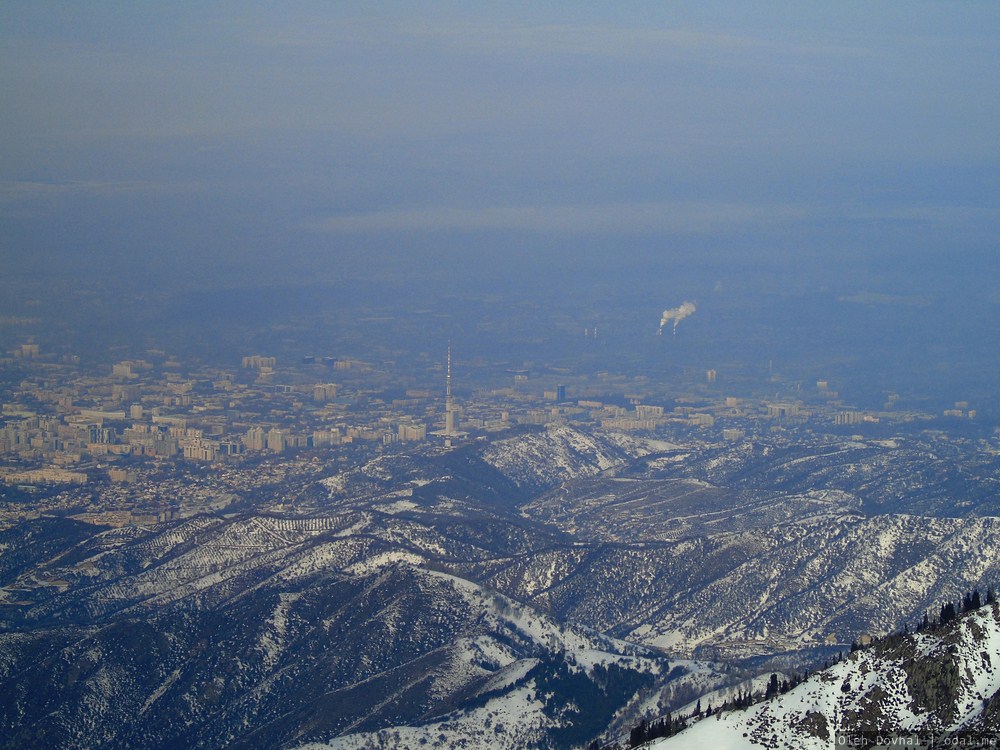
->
[445,342,456,441]
[430,342,467,447]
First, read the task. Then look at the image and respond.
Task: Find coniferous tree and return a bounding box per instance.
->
[988,586,997,606]
[766,673,780,698]
[647,718,668,741]
[628,719,648,747]
[972,589,982,610]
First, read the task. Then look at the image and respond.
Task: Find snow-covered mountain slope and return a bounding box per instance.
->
[481,425,644,493]
[4,424,1000,748]
[655,603,1000,749]
[637,431,1000,518]
[0,512,674,750]
[467,512,1000,662]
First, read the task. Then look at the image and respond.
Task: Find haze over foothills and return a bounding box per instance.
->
[2,3,999,368]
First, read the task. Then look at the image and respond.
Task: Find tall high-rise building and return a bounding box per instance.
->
[244,426,266,451]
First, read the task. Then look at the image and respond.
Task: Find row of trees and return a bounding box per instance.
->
[938,586,996,626]
[608,671,806,749]
[626,715,686,747]
[849,586,998,655]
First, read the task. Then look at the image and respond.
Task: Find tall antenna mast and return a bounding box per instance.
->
[445,341,456,442]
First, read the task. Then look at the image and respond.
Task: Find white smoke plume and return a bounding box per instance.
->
[658,301,697,335]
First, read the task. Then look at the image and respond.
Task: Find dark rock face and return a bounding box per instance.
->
[906,647,962,726]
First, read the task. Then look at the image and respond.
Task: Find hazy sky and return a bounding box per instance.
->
[2,2,999,291]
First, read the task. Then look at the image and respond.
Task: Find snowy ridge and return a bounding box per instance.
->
[0,503,679,750]
[6,425,1000,749]
[297,684,555,750]
[481,425,635,490]
[424,568,655,661]
[288,564,671,750]
[484,511,1000,663]
[655,603,1000,749]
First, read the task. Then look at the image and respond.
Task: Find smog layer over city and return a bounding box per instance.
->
[2,4,1000,749]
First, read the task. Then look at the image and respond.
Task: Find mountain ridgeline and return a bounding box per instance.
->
[2,424,1000,748]
[652,600,1000,748]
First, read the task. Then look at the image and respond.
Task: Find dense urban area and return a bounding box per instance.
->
[0,333,983,531]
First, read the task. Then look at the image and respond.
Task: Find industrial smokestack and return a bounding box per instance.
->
[658,301,697,335]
